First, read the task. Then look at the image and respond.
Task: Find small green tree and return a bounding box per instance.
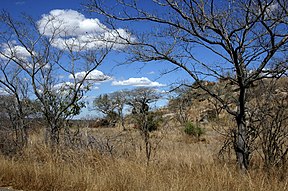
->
[184,121,204,139]
[93,93,123,127]
[126,87,161,165]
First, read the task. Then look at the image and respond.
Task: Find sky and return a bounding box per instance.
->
[0,0,193,118]
[0,0,232,118]
[1,0,284,119]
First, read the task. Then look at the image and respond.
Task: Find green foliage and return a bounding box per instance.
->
[93,92,128,127]
[184,122,204,138]
[106,110,118,127]
[93,94,114,114]
[146,112,163,132]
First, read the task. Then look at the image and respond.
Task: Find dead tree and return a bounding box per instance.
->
[87,0,288,170]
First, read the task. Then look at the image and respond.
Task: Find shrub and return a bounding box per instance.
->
[184,122,204,138]
[146,112,163,132]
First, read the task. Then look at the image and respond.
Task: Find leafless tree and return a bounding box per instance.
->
[0,96,26,153]
[0,50,37,147]
[0,12,112,146]
[168,86,194,125]
[86,0,288,170]
[247,78,288,172]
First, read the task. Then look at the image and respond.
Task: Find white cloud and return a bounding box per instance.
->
[53,82,74,90]
[0,42,50,70]
[37,9,134,51]
[0,87,9,95]
[51,82,82,96]
[0,41,31,61]
[92,86,99,90]
[112,77,166,87]
[37,82,79,95]
[266,3,279,15]
[69,69,112,82]
[38,9,107,37]
[52,80,101,96]
[256,2,280,18]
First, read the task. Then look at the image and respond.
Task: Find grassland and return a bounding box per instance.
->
[0,124,287,191]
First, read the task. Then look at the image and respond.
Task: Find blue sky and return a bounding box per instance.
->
[1,0,284,119]
[1,0,232,120]
[1,0,194,118]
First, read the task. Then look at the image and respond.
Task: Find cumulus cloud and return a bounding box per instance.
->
[69,69,112,82]
[53,82,74,91]
[52,81,88,92]
[52,80,101,96]
[37,9,134,51]
[36,82,73,95]
[0,41,31,61]
[38,9,106,36]
[0,42,50,70]
[112,77,166,87]
[51,82,85,96]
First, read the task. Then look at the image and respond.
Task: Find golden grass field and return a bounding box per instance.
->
[0,123,287,191]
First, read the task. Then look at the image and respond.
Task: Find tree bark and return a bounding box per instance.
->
[50,124,60,146]
[234,88,250,170]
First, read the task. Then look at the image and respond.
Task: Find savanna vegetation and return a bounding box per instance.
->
[0,0,287,190]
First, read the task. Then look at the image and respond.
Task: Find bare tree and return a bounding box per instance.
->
[248,78,288,171]
[0,49,36,147]
[0,11,112,146]
[86,0,288,170]
[168,86,194,125]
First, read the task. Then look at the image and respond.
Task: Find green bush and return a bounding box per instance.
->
[184,122,204,138]
[146,112,163,132]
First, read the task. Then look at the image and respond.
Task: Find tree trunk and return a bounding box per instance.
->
[234,88,250,171]
[19,118,28,146]
[50,125,60,146]
[45,121,60,148]
[235,119,250,170]
[13,118,28,147]
[20,125,28,147]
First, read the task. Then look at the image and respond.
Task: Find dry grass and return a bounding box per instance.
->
[0,127,287,191]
